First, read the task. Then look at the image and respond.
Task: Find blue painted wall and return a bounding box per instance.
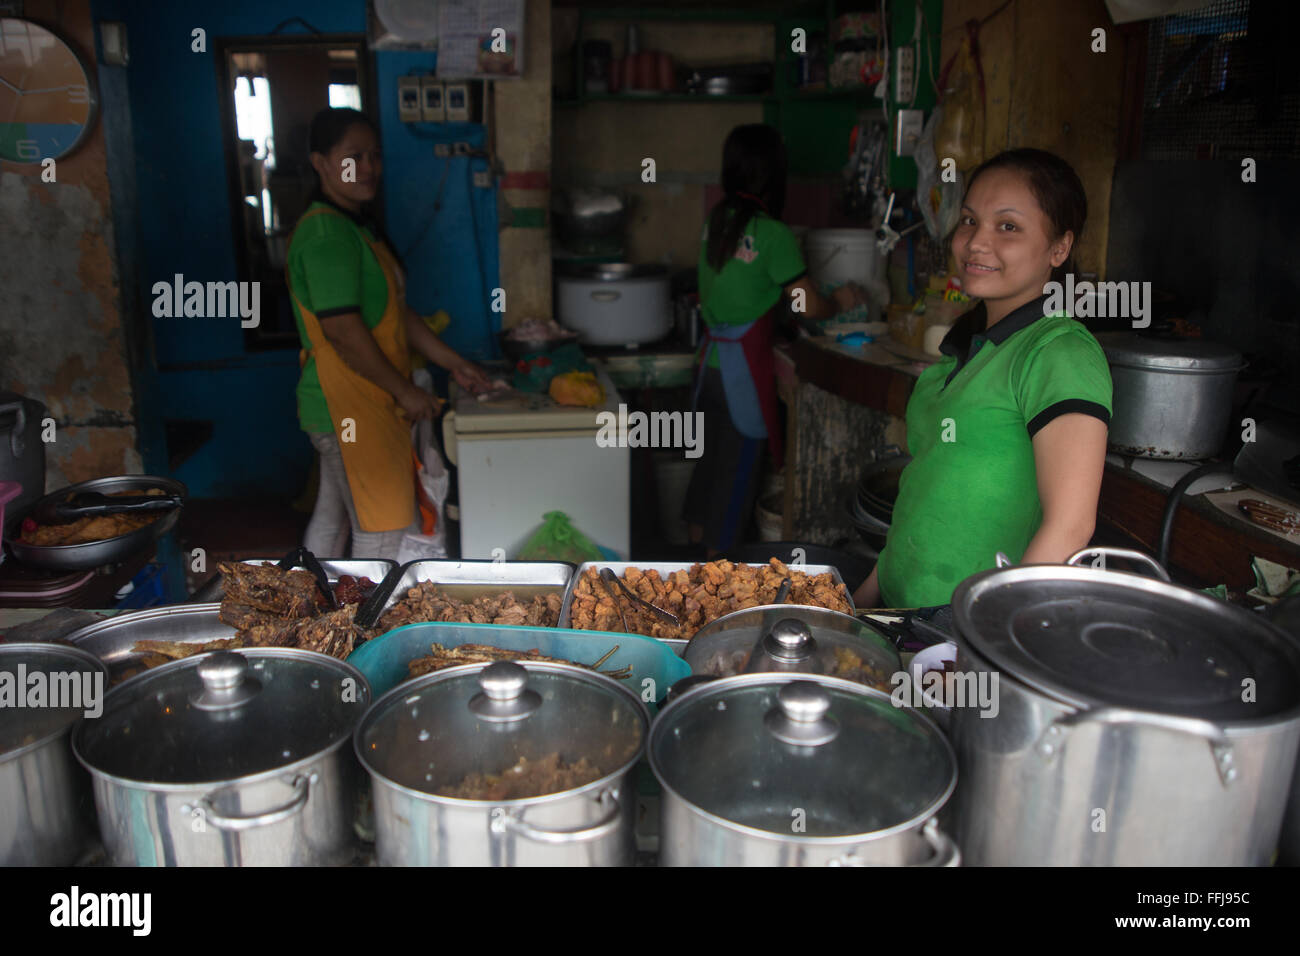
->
[92,1,499,496]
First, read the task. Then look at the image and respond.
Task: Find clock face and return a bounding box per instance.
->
[0,18,97,164]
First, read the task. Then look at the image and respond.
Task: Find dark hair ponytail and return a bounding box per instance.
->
[706,125,789,273]
[966,148,1087,283]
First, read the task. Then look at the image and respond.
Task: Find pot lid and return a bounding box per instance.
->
[953,564,1300,721]
[554,262,667,281]
[1,644,107,759]
[356,661,647,802]
[73,649,370,785]
[1095,333,1243,371]
[650,674,955,839]
[684,606,899,692]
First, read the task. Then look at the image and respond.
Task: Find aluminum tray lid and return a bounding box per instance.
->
[1095,333,1243,372]
[74,648,371,786]
[356,660,647,803]
[952,564,1300,721]
[1,644,108,760]
[649,673,955,839]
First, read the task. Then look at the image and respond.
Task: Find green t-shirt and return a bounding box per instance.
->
[875,295,1113,608]
[287,201,391,433]
[697,210,805,368]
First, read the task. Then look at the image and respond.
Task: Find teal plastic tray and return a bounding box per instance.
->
[346,621,691,707]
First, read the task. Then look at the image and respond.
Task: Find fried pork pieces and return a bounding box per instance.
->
[406,642,578,678]
[569,558,851,640]
[377,582,562,631]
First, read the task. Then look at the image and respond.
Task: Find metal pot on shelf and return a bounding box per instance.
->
[948,547,1300,866]
[73,648,370,866]
[1097,333,1245,460]
[650,673,959,866]
[356,660,647,866]
[1,643,108,865]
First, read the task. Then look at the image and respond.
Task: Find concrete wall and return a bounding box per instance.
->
[0,0,141,491]
[552,13,769,270]
[940,0,1126,277]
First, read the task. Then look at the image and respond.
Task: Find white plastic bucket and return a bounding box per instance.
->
[805,229,882,288]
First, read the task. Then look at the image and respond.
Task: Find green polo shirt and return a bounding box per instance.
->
[697,210,805,368]
[876,294,1113,608]
[288,201,391,433]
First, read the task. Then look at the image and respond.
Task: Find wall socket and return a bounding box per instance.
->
[420,77,445,122]
[895,45,916,104]
[895,109,924,157]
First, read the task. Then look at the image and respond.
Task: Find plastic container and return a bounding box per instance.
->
[346,620,690,706]
[805,229,883,289]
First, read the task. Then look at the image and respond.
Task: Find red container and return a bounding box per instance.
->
[609,56,624,93]
[632,51,656,90]
[656,52,675,92]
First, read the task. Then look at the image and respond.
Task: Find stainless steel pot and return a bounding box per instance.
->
[356,660,647,866]
[1097,333,1244,460]
[650,673,959,866]
[0,391,46,518]
[949,547,1300,866]
[1,643,107,865]
[684,604,899,692]
[73,648,371,866]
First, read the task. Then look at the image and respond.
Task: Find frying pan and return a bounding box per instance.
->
[5,475,187,571]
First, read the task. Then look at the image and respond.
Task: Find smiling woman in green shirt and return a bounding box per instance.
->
[854,149,1113,609]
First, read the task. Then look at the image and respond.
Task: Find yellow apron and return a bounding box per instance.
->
[288,206,415,532]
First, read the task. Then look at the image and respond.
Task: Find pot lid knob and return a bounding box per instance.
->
[763,619,816,661]
[469,661,542,722]
[764,680,839,747]
[191,651,261,711]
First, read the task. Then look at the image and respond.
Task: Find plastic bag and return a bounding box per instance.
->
[517,511,603,564]
[396,371,451,563]
[935,28,985,173]
[916,106,964,241]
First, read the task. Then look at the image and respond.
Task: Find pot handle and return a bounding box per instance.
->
[0,400,26,458]
[187,772,315,832]
[827,819,961,867]
[1042,708,1236,787]
[489,788,622,845]
[1066,546,1171,582]
[590,290,621,303]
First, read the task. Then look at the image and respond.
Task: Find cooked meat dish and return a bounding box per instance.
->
[237,604,364,659]
[219,561,320,618]
[377,582,562,631]
[436,753,604,801]
[116,638,246,685]
[19,488,168,546]
[568,558,851,640]
[407,642,579,679]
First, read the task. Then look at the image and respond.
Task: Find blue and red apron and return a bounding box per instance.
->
[693,309,783,470]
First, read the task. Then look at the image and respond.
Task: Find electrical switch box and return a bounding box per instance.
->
[397,76,421,123]
[420,77,445,122]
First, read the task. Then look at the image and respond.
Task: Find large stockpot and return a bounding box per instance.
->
[1,644,107,865]
[73,648,371,866]
[684,604,899,691]
[949,548,1300,866]
[1096,333,1244,460]
[0,391,46,517]
[650,673,959,866]
[357,660,647,866]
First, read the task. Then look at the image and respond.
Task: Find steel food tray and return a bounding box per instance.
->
[372,560,575,622]
[558,561,853,657]
[66,603,233,683]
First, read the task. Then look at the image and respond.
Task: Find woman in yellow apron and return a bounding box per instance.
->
[289,108,490,558]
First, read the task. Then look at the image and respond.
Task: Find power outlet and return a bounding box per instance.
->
[895,45,916,104]
[472,169,492,188]
[397,76,421,123]
[895,109,924,157]
[433,143,451,158]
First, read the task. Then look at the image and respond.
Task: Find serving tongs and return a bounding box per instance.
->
[35,491,183,524]
[354,563,406,631]
[599,567,681,629]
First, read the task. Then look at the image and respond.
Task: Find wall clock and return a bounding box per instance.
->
[0,17,98,164]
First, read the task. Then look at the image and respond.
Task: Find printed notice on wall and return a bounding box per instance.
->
[437,0,524,78]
